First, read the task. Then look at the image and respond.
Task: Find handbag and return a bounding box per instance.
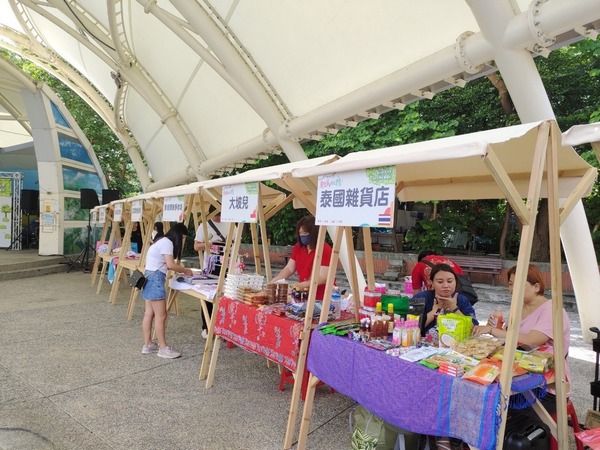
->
[129,269,146,290]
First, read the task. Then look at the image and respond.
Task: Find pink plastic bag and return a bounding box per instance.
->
[576,428,600,450]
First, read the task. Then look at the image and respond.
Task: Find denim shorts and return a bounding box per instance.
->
[142,270,166,301]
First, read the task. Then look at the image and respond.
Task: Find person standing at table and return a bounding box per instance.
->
[194,213,228,339]
[271,215,332,301]
[142,223,192,358]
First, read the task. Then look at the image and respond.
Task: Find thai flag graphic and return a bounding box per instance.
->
[378,206,392,226]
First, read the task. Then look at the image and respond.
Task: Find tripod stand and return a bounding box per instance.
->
[67,212,95,272]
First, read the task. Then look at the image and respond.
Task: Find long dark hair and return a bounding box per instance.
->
[164,222,188,260]
[153,222,164,243]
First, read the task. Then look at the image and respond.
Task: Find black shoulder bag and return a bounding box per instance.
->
[129,269,146,290]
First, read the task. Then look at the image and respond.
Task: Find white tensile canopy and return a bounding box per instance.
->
[0,0,598,190]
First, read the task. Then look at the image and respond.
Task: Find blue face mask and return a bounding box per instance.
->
[299,235,311,246]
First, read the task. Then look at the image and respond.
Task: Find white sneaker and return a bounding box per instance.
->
[201,329,208,339]
[141,342,158,354]
[157,346,181,359]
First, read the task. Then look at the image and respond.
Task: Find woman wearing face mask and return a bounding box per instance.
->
[271,216,332,300]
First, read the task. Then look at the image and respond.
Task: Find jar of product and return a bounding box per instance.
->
[363,289,381,310]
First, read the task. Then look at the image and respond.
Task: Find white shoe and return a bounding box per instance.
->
[157,346,181,359]
[141,342,159,354]
[201,329,208,339]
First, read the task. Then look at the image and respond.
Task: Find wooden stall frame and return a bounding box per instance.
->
[294,121,589,450]
[89,204,112,286]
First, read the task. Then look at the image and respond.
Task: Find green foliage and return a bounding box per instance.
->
[3,52,141,196]
[264,203,304,246]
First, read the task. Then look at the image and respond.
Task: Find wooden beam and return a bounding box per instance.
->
[199,222,236,382]
[250,222,261,275]
[344,226,361,321]
[547,126,569,448]
[264,193,294,221]
[484,148,529,225]
[495,122,550,449]
[362,227,375,290]
[257,187,272,281]
[283,225,335,449]
[559,167,597,225]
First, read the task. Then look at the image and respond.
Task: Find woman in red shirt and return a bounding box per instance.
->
[271,216,332,300]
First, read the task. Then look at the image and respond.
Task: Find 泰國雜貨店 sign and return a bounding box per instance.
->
[98,207,106,224]
[221,182,259,223]
[315,166,396,228]
[113,203,123,222]
[163,196,185,222]
[131,200,142,222]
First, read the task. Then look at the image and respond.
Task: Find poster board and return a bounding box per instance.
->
[315,166,395,227]
[113,202,123,222]
[131,200,143,222]
[220,182,259,223]
[163,195,186,222]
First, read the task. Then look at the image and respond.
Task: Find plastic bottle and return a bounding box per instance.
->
[411,320,421,346]
[489,309,504,329]
[392,319,402,346]
[331,288,342,320]
[401,318,410,347]
[373,302,384,338]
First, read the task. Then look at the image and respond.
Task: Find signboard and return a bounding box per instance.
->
[113,202,123,222]
[131,200,143,222]
[91,210,97,223]
[98,206,106,224]
[163,196,185,222]
[0,178,12,246]
[315,166,396,228]
[221,182,259,223]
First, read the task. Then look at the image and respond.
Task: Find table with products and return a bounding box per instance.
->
[307,331,548,450]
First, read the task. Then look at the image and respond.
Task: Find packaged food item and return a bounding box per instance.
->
[453,336,503,360]
[437,313,473,347]
[463,363,500,385]
[518,351,553,373]
[478,357,528,377]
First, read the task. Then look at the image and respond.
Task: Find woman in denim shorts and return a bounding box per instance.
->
[141,223,192,359]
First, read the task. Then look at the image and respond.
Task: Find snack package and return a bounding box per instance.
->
[453,336,502,360]
[479,357,528,377]
[437,313,473,347]
[518,351,553,373]
[463,362,500,385]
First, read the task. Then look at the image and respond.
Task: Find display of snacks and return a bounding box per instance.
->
[463,362,500,385]
[437,313,474,347]
[518,351,553,373]
[223,274,265,301]
[453,336,503,360]
[421,350,479,372]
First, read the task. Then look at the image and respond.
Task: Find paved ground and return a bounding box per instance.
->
[0,272,596,449]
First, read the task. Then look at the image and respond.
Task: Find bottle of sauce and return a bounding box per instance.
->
[373,302,384,338]
[387,303,395,334]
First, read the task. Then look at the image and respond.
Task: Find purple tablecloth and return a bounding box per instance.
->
[307,332,501,450]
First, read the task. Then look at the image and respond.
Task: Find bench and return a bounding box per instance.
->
[449,255,503,285]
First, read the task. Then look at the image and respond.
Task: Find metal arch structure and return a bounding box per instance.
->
[0,26,151,187]
[0,0,598,347]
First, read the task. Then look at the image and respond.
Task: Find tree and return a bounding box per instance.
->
[2,51,141,196]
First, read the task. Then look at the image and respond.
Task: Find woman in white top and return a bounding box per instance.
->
[142,223,192,358]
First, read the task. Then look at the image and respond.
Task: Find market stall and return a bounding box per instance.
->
[89,203,112,285]
[193,156,361,449]
[107,192,159,306]
[92,200,124,294]
[291,120,596,450]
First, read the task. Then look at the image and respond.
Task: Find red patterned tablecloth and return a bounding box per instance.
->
[213,297,304,372]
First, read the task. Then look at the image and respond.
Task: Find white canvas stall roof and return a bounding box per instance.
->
[562,122,600,147]
[200,155,339,189]
[2,1,599,190]
[292,121,595,202]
